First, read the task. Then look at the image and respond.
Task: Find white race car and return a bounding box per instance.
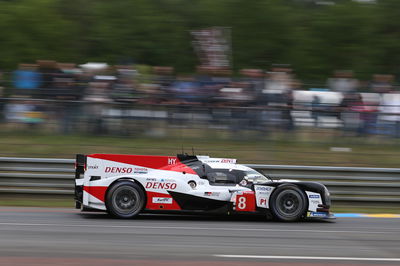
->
[75,153,333,221]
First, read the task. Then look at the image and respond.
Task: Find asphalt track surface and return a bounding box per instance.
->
[0,207,399,266]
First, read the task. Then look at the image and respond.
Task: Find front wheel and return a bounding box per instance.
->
[270,185,307,222]
[106,181,145,218]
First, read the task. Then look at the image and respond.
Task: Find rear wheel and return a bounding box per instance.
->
[106,181,145,218]
[270,185,307,222]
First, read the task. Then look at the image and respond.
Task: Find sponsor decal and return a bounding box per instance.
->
[239,180,248,186]
[134,167,147,174]
[255,186,272,191]
[259,198,268,205]
[311,200,320,204]
[235,192,256,212]
[105,167,132,174]
[204,159,236,163]
[204,192,220,197]
[221,159,235,163]
[88,165,98,169]
[146,178,156,181]
[309,194,320,199]
[145,182,177,190]
[152,197,173,204]
[307,211,328,218]
[160,178,175,182]
[168,158,177,165]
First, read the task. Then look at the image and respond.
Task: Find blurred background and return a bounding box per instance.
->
[0,0,399,189]
[1,2,400,265]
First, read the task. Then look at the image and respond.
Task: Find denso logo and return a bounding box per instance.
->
[256,186,272,191]
[105,167,133,174]
[145,182,177,190]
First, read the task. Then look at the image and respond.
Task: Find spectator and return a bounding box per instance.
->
[216,82,255,107]
[360,94,380,136]
[240,69,265,107]
[138,66,173,105]
[111,65,138,103]
[4,99,45,128]
[166,76,203,105]
[12,64,42,95]
[370,74,393,94]
[36,60,62,98]
[210,67,232,87]
[153,66,175,89]
[262,67,294,107]
[379,90,400,138]
[311,95,322,127]
[240,69,265,93]
[264,68,293,94]
[365,74,394,135]
[53,63,83,134]
[282,90,294,131]
[195,66,230,107]
[83,69,114,134]
[327,70,359,93]
[339,93,362,136]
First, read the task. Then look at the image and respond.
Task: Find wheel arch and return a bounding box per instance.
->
[295,181,330,206]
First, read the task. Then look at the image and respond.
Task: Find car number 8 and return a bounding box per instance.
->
[237,196,247,209]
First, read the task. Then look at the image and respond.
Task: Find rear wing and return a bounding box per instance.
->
[75,154,86,179]
[74,154,86,208]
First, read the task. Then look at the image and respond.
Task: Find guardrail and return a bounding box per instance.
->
[0,157,399,204]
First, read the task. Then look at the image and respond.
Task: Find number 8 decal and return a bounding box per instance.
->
[237,196,247,210]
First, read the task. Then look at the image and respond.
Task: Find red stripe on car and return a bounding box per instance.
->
[83,186,108,202]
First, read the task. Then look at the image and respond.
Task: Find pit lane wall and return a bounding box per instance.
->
[0,157,399,205]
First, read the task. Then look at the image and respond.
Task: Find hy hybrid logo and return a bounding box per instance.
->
[168,158,177,165]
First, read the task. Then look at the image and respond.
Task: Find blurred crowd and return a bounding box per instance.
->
[0,60,399,138]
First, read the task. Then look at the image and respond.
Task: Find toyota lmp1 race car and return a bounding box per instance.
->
[74,153,334,221]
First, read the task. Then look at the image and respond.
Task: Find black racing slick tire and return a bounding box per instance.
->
[270,185,307,222]
[106,181,145,218]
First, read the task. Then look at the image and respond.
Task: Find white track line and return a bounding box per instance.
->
[215,255,400,262]
[0,222,394,234]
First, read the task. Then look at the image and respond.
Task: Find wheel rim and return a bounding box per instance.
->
[112,186,141,215]
[275,189,303,218]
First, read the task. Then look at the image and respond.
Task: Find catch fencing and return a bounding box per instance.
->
[0,157,399,204]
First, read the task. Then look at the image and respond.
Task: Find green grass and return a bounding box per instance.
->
[0,130,399,167]
[0,197,73,208]
[331,204,400,214]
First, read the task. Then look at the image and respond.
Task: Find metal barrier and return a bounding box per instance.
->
[248,164,400,203]
[0,157,399,203]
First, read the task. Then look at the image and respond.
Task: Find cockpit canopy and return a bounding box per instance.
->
[190,161,269,185]
[205,167,270,184]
